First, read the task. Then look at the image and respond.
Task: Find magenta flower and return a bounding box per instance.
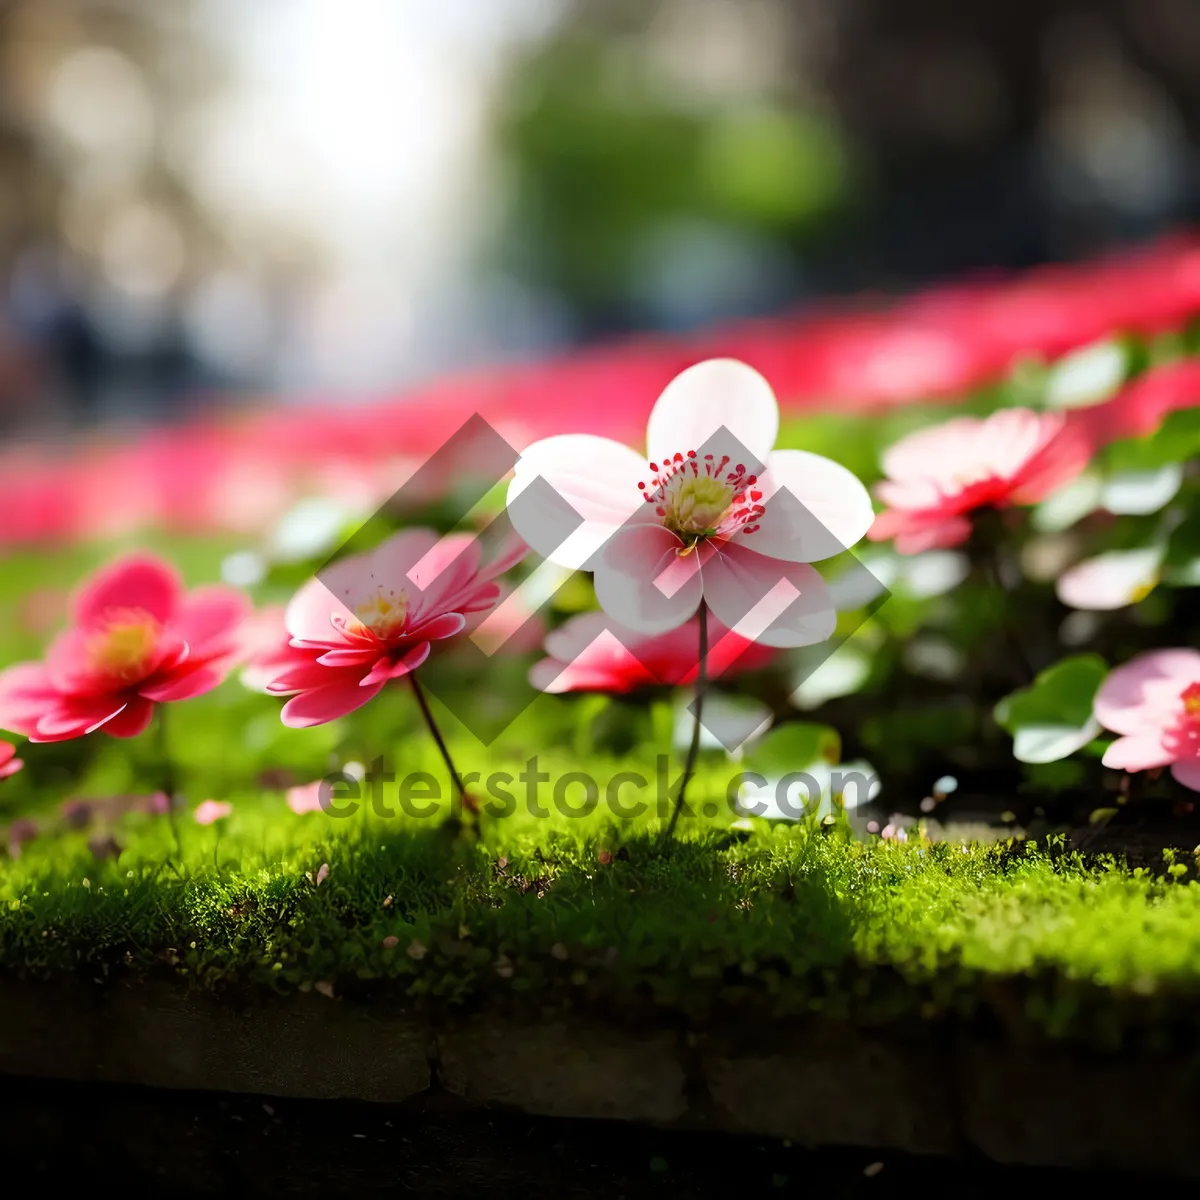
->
[530,612,774,694]
[193,799,233,826]
[506,359,871,647]
[0,741,23,780]
[868,408,1091,554]
[264,528,526,727]
[1094,649,1200,791]
[0,554,249,743]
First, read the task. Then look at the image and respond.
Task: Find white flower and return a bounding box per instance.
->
[505,359,874,647]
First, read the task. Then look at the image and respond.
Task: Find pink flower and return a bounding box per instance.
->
[506,359,872,647]
[0,554,250,743]
[868,408,1091,554]
[530,611,774,694]
[286,781,326,814]
[0,741,23,780]
[1094,649,1200,792]
[264,528,526,728]
[193,799,233,825]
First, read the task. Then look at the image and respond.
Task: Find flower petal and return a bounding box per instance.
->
[1171,758,1200,792]
[1101,734,1176,772]
[507,434,652,570]
[592,524,703,635]
[103,695,156,738]
[645,359,779,468]
[139,665,226,703]
[1093,649,1200,735]
[31,695,129,742]
[281,679,385,728]
[1056,548,1161,611]
[749,449,875,563]
[702,543,836,648]
[0,663,58,736]
[359,641,431,686]
[73,553,182,627]
[169,586,251,658]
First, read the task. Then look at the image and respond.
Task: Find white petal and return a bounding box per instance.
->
[1101,465,1183,516]
[506,434,652,569]
[1044,339,1126,410]
[592,524,703,635]
[702,543,836,649]
[645,359,779,468]
[748,449,875,563]
[1056,547,1162,611]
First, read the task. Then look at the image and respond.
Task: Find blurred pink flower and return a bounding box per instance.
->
[0,554,249,743]
[286,781,325,815]
[530,611,774,694]
[868,408,1091,554]
[507,359,869,647]
[265,528,526,728]
[193,799,233,826]
[1094,649,1200,792]
[0,740,23,780]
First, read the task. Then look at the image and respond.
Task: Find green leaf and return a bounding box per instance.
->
[994,654,1108,765]
[748,721,841,776]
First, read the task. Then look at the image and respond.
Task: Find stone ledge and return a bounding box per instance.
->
[1,981,1196,1177]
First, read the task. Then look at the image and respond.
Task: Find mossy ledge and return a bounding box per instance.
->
[2,979,1200,1177]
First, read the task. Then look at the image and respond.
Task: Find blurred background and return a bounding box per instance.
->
[0,0,1197,439]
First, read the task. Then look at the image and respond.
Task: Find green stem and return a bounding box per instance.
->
[664,601,708,842]
[408,673,475,832]
[154,707,182,862]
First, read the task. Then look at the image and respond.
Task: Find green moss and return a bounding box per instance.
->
[4,770,1200,1050]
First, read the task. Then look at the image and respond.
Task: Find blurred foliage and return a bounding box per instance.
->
[490,30,849,316]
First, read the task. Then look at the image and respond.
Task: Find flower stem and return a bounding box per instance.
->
[664,601,708,842]
[154,707,182,862]
[408,673,476,832]
[981,551,1037,683]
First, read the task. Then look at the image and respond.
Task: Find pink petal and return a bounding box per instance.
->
[103,695,156,738]
[506,434,652,569]
[0,663,59,736]
[645,359,779,469]
[701,543,836,648]
[0,755,23,780]
[358,641,431,686]
[881,417,982,483]
[31,695,129,742]
[400,531,481,613]
[592,524,703,635]
[193,799,233,826]
[1171,759,1200,792]
[894,518,973,554]
[1094,649,1200,736]
[280,679,385,727]
[1101,734,1176,772]
[139,664,226,703]
[73,553,182,627]
[749,449,875,563]
[169,586,251,658]
[479,533,530,581]
[406,612,467,642]
[284,573,359,645]
[315,647,379,667]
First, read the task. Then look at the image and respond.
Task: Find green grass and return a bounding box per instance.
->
[4,757,1200,1052]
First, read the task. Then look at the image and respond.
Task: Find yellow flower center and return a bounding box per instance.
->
[89,613,158,681]
[666,474,736,536]
[639,450,764,546]
[353,588,410,639]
